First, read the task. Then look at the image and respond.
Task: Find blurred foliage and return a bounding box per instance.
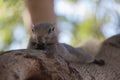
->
[66,0,78,2]
[71,16,104,45]
[1,0,120,50]
[115,0,120,3]
[56,0,120,45]
[0,0,23,50]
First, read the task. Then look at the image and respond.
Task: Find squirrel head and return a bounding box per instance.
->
[31,22,58,45]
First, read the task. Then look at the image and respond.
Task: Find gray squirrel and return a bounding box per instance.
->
[27,22,105,66]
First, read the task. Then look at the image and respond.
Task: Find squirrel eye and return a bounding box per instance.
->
[48,27,55,34]
[32,28,34,32]
[52,27,54,31]
[48,28,52,34]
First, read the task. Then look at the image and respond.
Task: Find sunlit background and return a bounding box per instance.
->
[0,0,120,51]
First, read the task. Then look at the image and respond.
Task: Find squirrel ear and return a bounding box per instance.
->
[32,23,35,27]
[51,23,56,31]
[52,27,55,31]
[48,27,52,34]
[52,23,56,27]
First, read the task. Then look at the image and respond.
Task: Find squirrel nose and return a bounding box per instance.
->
[37,36,46,44]
[38,36,41,38]
[41,43,45,46]
[37,36,42,42]
[40,43,47,50]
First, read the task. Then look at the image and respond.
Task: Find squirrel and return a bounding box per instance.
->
[27,22,105,66]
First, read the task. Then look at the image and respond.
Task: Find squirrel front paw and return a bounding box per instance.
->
[33,44,47,50]
[93,59,105,66]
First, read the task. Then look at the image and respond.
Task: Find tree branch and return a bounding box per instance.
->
[0,47,120,80]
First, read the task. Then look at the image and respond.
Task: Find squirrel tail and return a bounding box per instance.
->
[77,39,102,57]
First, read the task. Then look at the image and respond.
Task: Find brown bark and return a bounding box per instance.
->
[0,34,120,80]
[0,50,81,80]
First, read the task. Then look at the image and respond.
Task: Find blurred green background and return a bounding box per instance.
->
[0,0,120,51]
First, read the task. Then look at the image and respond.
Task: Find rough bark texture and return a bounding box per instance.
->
[0,50,81,80]
[0,35,120,80]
